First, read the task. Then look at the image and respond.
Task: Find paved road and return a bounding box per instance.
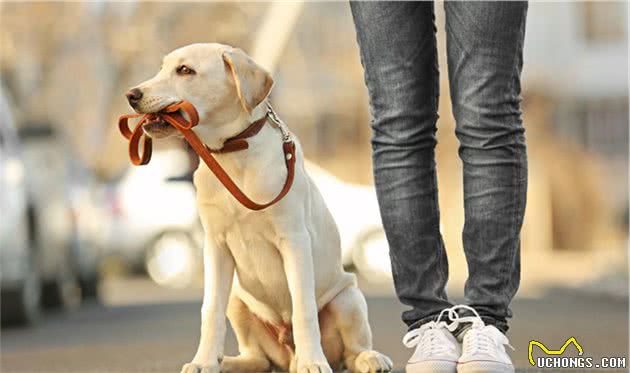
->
[1,278,628,373]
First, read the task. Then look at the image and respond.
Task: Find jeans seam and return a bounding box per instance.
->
[498,7,527,317]
[430,37,448,292]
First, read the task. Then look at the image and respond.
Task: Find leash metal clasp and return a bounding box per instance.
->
[266,103,292,143]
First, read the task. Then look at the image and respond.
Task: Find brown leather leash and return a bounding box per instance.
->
[118,101,296,211]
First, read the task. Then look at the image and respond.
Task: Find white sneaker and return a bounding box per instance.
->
[449,305,515,373]
[403,310,460,373]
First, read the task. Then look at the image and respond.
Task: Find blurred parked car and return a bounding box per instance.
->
[2,84,110,326]
[0,88,41,326]
[104,145,203,288]
[17,124,85,311]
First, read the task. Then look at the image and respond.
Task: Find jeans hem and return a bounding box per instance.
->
[407,311,451,331]
[407,311,509,335]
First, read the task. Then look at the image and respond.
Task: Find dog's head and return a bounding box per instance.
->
[126,43,273,139]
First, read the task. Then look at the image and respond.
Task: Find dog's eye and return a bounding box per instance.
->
[176,65,196,75]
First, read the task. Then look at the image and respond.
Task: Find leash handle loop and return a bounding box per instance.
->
[119,114,152,165]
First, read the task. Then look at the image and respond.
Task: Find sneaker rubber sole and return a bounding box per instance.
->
[457,360,515,373]
[406,360,457,373]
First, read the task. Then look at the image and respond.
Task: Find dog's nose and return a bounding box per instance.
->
[126,88,143,105]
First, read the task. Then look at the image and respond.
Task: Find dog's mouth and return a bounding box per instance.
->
[140,101,181,134]
[142,116,178,138]
[143,117,170,131]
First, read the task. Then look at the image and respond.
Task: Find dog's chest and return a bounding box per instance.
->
[222,217,292,310]
[193,157,295,313]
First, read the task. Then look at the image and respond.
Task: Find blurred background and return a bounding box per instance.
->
[0,2,628,372]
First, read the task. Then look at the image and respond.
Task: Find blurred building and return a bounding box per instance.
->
[524,2,629,206]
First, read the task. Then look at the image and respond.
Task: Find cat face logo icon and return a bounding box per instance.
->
[528,337,583,366]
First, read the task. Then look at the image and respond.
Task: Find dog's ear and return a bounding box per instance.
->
[222,48,274,113]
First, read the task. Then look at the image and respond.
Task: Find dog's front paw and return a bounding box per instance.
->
[180,362,221,373]
[298,360,333,373]
[354,350,393,373]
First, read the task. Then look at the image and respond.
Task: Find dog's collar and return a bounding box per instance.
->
[211,103,292,153]
[208,115,268,154]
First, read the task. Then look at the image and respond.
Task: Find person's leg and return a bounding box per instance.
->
[350,2,452,329]
[444,1,528,333]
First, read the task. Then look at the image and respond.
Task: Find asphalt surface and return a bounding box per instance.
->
[1,278,628,373]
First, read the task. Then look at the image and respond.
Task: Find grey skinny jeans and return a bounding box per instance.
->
[350,1,528,332]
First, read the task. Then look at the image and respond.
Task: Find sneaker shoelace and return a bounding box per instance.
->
[402,308,458,357]
[446,305,514,355]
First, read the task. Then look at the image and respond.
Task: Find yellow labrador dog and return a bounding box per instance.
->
[126,43,392,373]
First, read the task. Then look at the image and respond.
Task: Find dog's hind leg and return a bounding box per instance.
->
[222,296,288,372]
[328,286,393,373]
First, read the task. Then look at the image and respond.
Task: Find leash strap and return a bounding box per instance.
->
[118,102,296,211]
